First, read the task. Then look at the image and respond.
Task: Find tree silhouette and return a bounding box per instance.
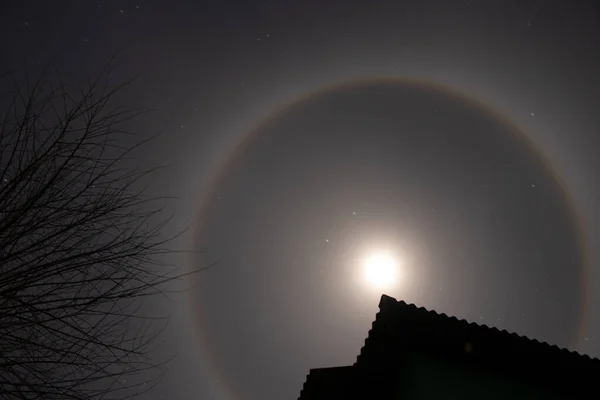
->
[0,63,195,400]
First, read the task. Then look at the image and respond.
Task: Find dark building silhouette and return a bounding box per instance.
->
[298,295,600,399]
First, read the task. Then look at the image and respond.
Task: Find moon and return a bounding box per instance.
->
[363,251,399,289]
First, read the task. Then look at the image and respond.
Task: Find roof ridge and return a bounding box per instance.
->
[385,296,596,361]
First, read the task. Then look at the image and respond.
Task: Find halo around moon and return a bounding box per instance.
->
[190,76,591,400]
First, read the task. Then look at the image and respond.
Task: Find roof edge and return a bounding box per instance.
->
[376,294,597,361]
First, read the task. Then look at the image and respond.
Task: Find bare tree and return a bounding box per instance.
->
[0,63,194,400]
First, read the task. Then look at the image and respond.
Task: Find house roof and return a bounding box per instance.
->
[298,366,355,399]
[299,294,600,399]
[355,294,598,370]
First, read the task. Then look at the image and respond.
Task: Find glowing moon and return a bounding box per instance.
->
[363,251,399,289]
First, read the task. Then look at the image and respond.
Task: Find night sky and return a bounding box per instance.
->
[2,1,600,399]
